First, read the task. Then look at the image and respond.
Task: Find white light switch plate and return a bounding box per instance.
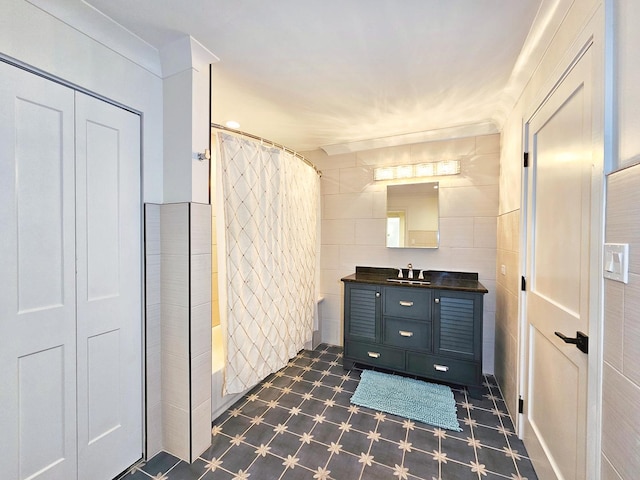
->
[603,243,629,283]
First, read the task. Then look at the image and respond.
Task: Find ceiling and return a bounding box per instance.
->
[85,0,544,153]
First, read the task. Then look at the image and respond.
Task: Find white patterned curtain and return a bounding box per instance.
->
[217,132,319,394]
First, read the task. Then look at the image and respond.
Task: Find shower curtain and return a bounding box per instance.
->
[217,132,319,394]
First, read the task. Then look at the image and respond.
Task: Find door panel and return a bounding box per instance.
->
[524,47,592,480]
[18,347,67,479]
[85,119,121,301]
[15,97,68,313]
[0,62,77,480]
[75,93,143,480]
[532,85,586,316]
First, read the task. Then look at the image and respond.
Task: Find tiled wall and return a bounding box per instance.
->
[494,210,520,418]
[602,165,640,479]
[188,204,213,462]
[144,204,163,458]
[304,133,499,373]
[145,203,212,463]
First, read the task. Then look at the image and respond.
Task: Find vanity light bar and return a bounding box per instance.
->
[373,160,460,181]
[436,160,461,176]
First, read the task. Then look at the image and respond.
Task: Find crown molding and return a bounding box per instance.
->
[26,0,164,76]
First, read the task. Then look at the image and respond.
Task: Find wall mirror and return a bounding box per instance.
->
[386,182,439,248]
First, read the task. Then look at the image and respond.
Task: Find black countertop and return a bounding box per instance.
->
[341,266,488,294]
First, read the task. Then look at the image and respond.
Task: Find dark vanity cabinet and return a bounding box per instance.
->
[342,269,487,394]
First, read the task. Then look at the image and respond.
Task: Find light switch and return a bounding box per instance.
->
[603,243,629,283]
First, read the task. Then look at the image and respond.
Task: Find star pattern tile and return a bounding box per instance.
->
[121,344,538,480]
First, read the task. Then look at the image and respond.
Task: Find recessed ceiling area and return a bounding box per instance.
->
[85,0,545,152]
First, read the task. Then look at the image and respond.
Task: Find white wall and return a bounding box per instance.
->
[161,36,217,204]
[600,2,640,479]
[494,0,640,477]
[616,0,640,170]
[0,3,215,205]
[1,1,166,457]
[305,133,499,374]
[0,0,164,203]
[0,1,218,461]
[495,0,603,422]
[602,166,640,480]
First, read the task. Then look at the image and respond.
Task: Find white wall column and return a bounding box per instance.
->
[161,36,218,203]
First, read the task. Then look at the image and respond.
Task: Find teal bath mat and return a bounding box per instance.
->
[350,370,462,431]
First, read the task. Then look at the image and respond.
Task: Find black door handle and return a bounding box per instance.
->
[554,331,588,354]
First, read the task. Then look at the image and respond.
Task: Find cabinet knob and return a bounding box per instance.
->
[434,298,440,304]
[375,292,381,298]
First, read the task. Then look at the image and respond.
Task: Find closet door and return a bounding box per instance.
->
[0,63,78,479]
[75,94,142,479]
[0,62,142,480]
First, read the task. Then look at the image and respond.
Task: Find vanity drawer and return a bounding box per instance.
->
[384,287,432,320]
[344,341,405,370]
[383,317,431,351]
[405,352,480,386]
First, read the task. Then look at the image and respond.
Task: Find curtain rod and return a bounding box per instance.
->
[211,123,322,177]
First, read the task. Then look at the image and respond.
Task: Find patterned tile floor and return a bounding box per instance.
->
[122,344,537,480]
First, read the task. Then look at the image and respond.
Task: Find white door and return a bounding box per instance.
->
[0,62,78,480]
[75,93,143,479]
[0,62,142,480]
[522,46,594,479]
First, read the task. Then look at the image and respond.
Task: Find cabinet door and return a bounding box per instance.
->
[344,283,380,342]
[434,291,483,361]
